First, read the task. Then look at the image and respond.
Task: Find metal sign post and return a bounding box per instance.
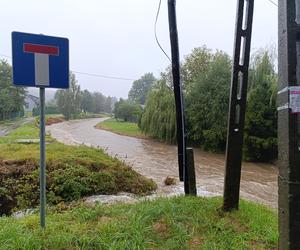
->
[39,87,46,228]
[278,0,300,248]
[12,31,69,228]
[223,0,254,211]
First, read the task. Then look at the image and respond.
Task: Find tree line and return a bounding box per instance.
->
[53,73,117,119]
[0,60,26,120]
[0,60,117,121]
[126,47,277,162]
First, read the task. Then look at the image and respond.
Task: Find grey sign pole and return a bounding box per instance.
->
[278,0,300,248]
[39,87,46,228]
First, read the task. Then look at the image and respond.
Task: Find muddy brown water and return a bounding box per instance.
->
[47,118,278,208]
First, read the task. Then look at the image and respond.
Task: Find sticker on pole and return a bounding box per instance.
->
[12,31,69,89]
[289,86,300,114]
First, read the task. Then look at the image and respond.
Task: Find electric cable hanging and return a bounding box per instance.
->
[0,53,135,81]
[155,0,171,62]
[266,0,278,7]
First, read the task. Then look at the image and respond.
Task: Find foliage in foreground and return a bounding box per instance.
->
[96,118,146,139]
[0,196,278,249]
[244,51,278,161]
[140,47,278,162]
[0,124,157,215]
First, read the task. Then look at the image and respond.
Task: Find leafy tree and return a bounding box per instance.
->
[182,46,212,92]
[81,89,93,113]
[243,51,278,162]
[114,99,142,122]
[186,51,232,151]
[55,72,81,120]
[0,60,26,120]
[128,73,156,104]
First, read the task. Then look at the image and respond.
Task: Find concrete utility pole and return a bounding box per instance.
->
[278,0,300,248]
[223,0,254,211]
[168,0,197,195]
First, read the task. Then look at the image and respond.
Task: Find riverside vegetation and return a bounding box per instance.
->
[96,118,147,139]
[0,122,157,215]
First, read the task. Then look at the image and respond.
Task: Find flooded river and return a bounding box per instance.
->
[47,118,278,208]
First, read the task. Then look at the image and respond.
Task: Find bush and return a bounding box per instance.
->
[32,106,60,116]
[0,143,157,215]
[243,51,278,162]
[114,99,142,123]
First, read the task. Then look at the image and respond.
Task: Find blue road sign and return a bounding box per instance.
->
[12,31,69,89]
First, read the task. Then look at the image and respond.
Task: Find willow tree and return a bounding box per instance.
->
[140,81,176,143]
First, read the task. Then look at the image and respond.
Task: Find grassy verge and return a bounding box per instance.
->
[96,118,148,139]
[0,123,157,215]
[0,117,22,126]
[0,196,278,249]
[74,112,110,119]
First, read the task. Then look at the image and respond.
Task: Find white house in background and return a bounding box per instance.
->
[24,94,39,112]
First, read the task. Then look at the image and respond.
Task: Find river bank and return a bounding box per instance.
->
[47,118,278,208]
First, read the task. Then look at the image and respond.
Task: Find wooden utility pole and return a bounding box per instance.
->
[278,0,300,248]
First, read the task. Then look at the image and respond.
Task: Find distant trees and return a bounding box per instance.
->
[128,73,156,105]
[81,89,93,113]
[54,72,116,119]
[114,99,142,122]
[55,72,81,120]
[0,60,26,120]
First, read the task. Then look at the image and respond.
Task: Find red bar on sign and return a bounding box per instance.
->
[23,43,59,56]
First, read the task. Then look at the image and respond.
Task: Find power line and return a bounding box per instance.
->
[266,0,278,7]
[154,0,171,62]
[0,52,135,81]
[72,71,135,81]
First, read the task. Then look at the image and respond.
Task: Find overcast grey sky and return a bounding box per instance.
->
[0,0,277,98]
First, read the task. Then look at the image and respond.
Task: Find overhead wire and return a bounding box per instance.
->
[266,0,278,7]
[154,0,171,62]
[0,53,135,81]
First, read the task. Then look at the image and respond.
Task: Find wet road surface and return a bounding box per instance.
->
[47,118,278,208]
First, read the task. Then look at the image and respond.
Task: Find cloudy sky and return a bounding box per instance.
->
[0,0,277,98]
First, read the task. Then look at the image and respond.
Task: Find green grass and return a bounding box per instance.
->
[96,118,147,139]
[0,196,278,249]
[0,122,40,144]
[0,117,22,126]
[0,123,157,215]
